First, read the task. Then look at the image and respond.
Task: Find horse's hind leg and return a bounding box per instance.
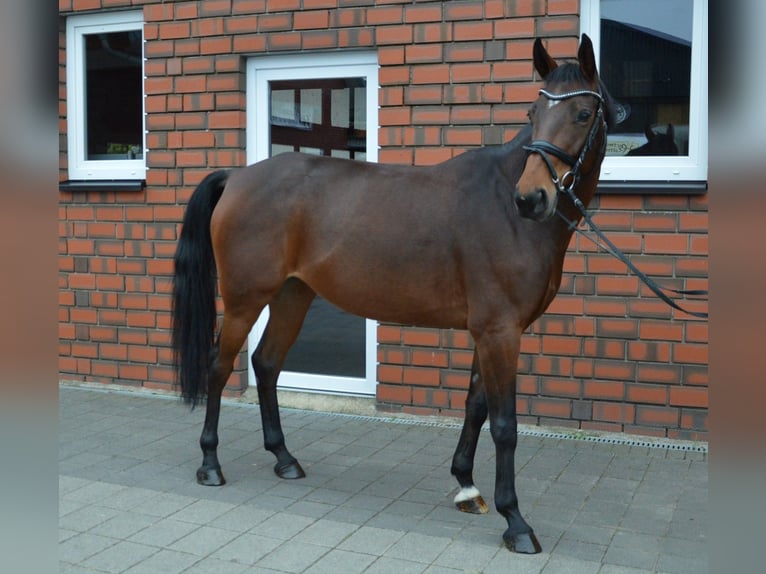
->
[451,352,490,514]
[252,277,316,479]
[198,311,258,486]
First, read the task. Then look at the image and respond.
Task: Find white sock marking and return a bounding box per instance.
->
[454,486,481,504]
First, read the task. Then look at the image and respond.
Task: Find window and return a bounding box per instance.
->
[66,12,145,181]
[581,0,707,182]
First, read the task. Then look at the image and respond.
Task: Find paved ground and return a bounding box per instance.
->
[59,385,708,573]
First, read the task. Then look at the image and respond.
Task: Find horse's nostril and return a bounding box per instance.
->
[535,188,547,210]
[515,188,548,218]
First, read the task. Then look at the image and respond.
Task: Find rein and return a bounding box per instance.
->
[523,87,708,319]
[555,202,707,318]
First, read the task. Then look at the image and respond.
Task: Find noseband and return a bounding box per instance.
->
[523,88,606,202]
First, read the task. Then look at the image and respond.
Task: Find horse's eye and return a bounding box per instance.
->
[527,105,537,121]
[577,109,592,123]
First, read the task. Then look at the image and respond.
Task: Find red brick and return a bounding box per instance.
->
[413,23,452,43]
[584,380,625,400]
[411,64,450,85]
[540,377,581,398]
[593,402,635,424]
[536,16,578,36]
[405,44,443,63]
[377,25,413,45]
[412,388,449,408]
[294,10,330,29]
[411,106,450,125]
[669,386,708,408]
[451,63,491,83]
[376,383,412,405]
[414,147,452,166]
[367,6,403,25]
[404,85,442,105]
[405,5,442,23]
[450,105,491,125]
[672,343,708,365]
[338,27,375,47]
[531,397,571,419]
[444,1,484,21]
[637,362,683,385]
[627,384,668,405]
[453,21,493,41]
[635,405,679,427]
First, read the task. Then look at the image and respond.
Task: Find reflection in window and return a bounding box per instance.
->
[85,30,143,160]
[269,78,367,160]
[599,0,693,157]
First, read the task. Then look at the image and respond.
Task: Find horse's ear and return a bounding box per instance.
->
[578,33,597,83]
[533,38,558,80]
[645,124,656,142]
[666,123,675,140]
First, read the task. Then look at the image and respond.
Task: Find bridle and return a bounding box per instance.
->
[523,88,606,206]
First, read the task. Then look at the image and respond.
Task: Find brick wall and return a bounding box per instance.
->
[58,0,708,439]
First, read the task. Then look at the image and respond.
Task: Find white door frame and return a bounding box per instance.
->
[245,51,379,396]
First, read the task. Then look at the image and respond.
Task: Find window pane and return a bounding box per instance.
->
[84,30,143,160]
[600,0,693,156]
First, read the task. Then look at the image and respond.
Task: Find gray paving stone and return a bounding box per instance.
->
[81,540,159,573]
[169,499,238,525]
[384,532,452,564]
[541,555,601,573]
[433,539,498,571]
[128,517,200,548]
[59,532,117,564]
[256,541,329,573]
[181,557,250,574]
[364,556,428,574]
[291,518,358,547]
[338,526,405,555]
[169,525,242,557]
[122,548,199,574]
[211,532,282,565]
[303,549,377,574]
[59,504,120,533]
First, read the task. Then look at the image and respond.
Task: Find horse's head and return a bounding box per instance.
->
[515,34,615,222]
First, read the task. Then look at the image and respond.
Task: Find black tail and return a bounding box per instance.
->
[172,170,230,407]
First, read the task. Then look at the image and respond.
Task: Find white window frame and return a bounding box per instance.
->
[246,52,379,396]
[66,11,145,181]
[581,0,708,182]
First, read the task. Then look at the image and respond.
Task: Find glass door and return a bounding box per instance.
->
[246,53,378,395]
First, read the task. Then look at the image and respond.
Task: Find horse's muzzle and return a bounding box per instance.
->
[514,187,550,221]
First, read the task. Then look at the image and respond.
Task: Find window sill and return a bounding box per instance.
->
[596,181,707,195]
[59,180,145,192]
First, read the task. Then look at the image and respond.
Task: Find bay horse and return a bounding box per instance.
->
[172,34,616,554]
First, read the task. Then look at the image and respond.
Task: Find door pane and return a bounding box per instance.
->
[269,78,368,378]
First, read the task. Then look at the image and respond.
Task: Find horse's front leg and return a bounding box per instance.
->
[451,351,489,514]
[474,327,541,554]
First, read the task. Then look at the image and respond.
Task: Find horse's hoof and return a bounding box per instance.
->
[196,466,226,486]
[455,495,489,514]
[453,486,489,514]
[274,460,306,479]
[503,530,542,554]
